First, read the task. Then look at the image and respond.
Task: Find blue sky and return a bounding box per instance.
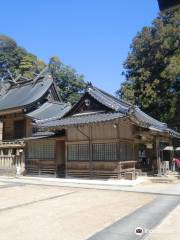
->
[0,0,159,94]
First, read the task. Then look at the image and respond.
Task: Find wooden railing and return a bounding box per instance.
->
[0,140,25,148]
[0,140,25,174]
[0,155,24,169]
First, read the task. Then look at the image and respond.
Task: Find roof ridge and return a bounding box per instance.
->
[47,100,70,106]
[87,85,130,112]
[92,86,132,107]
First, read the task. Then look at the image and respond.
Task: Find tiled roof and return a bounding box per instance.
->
[131,107,167,130]
[87,86,131,113]
[39,112,125,128]
[38,84,180,138]
[32,131,55,137]
[0,74,53,111]
[23,131,55,141]
[27,101,71,121]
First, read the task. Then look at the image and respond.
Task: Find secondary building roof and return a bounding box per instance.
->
[27,101,71,122]
[39,84,180,138]
[39,112,125,128]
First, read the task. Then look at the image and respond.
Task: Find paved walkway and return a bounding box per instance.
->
[146,205,180,240]
[87,183,180,240]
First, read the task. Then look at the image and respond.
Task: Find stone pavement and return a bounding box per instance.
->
[87,194,180,240]
[146,205,180,240]
[0,180,155,240]
[85,182,180,240]
[0,176,179,240]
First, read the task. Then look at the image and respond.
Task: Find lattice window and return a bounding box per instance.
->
[78,144,89,161]
[93,143,104,161]
[104,143,118,161]
[68,144,79,160]
[67,142,134,162]
[27,140,55,159]
[67,144,89,161]
[92,143,118,161]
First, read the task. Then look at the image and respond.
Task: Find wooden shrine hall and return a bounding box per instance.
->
[0,68,71,176]
[38,84,180,179]
[0,68,179,179]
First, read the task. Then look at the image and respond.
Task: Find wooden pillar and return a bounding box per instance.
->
[65,142,68,178]
[54,140,57,177]
[117,120,122,179]
[169,138,174,171]
[156,136,161,175]
[89,125,93,178]
[8,148,12,156]
[0,121,3,141]
[0,149,3,156]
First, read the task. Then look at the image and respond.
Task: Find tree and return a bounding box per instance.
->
[0,35,45,81]
[49,56,86,104]
[118,8,180,131]
[0,35,86,105]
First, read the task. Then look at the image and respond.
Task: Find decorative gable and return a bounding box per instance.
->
[66,92,112,116]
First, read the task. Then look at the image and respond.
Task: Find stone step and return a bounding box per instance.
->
[150,177,179,183]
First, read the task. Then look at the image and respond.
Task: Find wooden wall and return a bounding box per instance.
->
[65,119,136,178]
[67,119,134,142]
[25,139,57,176]
[56,140,65,165]
[2,114,32,140]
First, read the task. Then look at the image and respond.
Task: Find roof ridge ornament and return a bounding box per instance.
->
[86,81,93,90]
[32,66,49,85]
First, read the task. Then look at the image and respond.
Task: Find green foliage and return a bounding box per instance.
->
[0,35,86,105]
[49,56,86,104]
[118,8,180,131]
[0,35,45,80]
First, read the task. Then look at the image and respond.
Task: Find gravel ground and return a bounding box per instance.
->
[0,183,155,240]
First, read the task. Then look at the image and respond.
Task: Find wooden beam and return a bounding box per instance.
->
[0,108,23,116]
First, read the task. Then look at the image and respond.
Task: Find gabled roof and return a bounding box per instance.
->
[0,68,61,113]
[0,76,53,112]
[67,85,131,116]
[87,86,131,113]
[27,101,71,122]
[38,84,180,138]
